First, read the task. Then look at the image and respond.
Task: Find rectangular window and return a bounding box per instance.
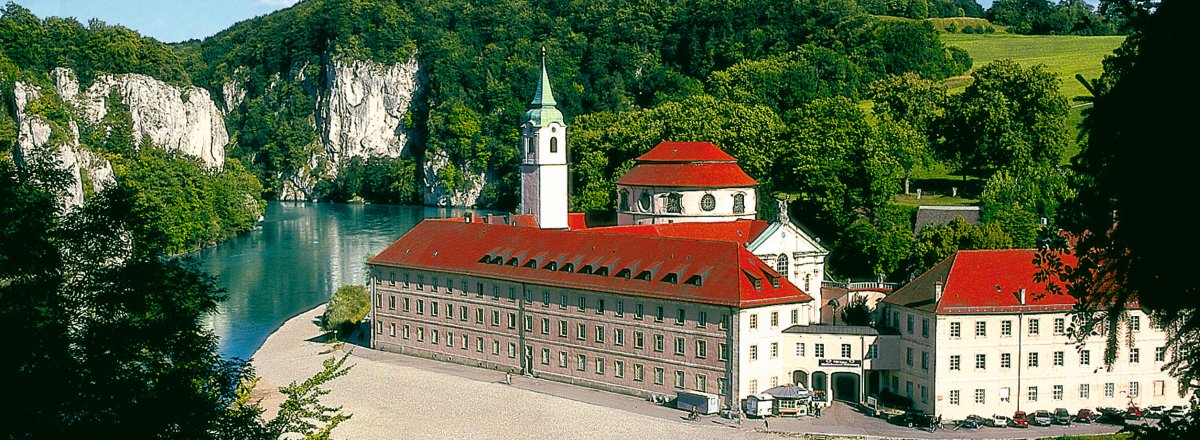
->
[696,375,707,392]
[462,281,468,295]
[975,389,985,404]
[1154,380,1165,396]
[950,322,961,338]
[1001,353,1012,368]
[750,345,759,361]
[508,342,516,358]
[508,287,516,302]
[577,354,586,371]
[1131,315,1141,332]
[950,355,961,371]
[577,323,586,340]
[596,358,605,375]
[655,306,664,322]
[446,303,454,319]
[558,320,567,337]
[1105,382,1115,397]
[634,331,645,349]
[1054,351,1064,366]
[446,278,453,293]
[597,299,605,314]
[491,310,500,326]
[558,351,567,368]
[718,378,728,394]
[949,390,960,405]
[616,301,624,317]
[1001,320,1012,336]
[749,314,758,329]
[1156,347,1166,362]
[907,316,914,333]
[633,364,644,381]
[460,306,468,322]
[698,311,707,328]
[770,311,779,327]
[1029,318,1040,336]
[417,327,425,342]
[720,314,729,330]
[476,337,484,352]
[375,293,382,309]
[542,292,550,307]
[461,334,468,349]
[635,304,644,320]
[675,337,686,355]
[654,334,664,352]
[476,283,483,298]
[771,342,779,359]
[1131,348,1140,363]
[492,340,499,355]
[1130,381,1140,397]
[432,329,439,344]
[614,328,625,346]
[796,343,806,357]
[921,351,929,370]
[389,296,397,310]
[416,300,424,315]
[975,321,986,337]
[431,277,438,292]
[1053,384,1063,400]
[389,323,396,337]
[906,348,913,366]
[431,301,439,317]
[390,272,397,286]
[750,380,759,395]
[1028,352,1039,367]
[541,348,550,365]
[976,353,986,369]
[491,286,499,300]
[376,321,383,334]
[541,317,550,335]
[1081,350,1091,365]
[507,313,517,329]
[615,360,624,378]
[560,294,568,309]
[1080,383,1090,399]
[1028,386,1038,402]
[417,275,424,289]
[921,318,929,338]
[675,371,685,388]
[719,343,729,361]
[401,325,410,339]
[696,340,708,359]
[791,309,799,324]
[868,344,879,359]
[842,344,852,358]
[596,326,605,343]
[677,308,686,325]
[578,296,586,311]
[816,344,826,358]
[653,367,664,385]
[1054,317,1065,335]
[921,386,928,403]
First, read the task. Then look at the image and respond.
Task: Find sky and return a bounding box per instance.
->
[12,0,1104,44]
[12,0,301,43]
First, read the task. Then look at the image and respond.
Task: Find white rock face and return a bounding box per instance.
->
[422,148,485,207]
[53,68,227,169]
[11,81,115,210]
[318,57,420,169]
[221,70,247,112]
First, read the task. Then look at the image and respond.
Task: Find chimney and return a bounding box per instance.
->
[464,212,474,223]
[934,280,944,303]
[1018,288,1027,305]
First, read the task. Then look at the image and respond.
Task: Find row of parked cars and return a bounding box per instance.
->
[894,405,1189,430]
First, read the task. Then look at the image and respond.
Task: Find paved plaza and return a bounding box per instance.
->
[252,306,1127,439]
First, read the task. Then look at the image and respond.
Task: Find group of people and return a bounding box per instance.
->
[808,402,822,418]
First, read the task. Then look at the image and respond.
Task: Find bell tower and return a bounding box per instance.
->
[520,47,568,229]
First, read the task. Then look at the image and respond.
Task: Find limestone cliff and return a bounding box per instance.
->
[11,81,114,209]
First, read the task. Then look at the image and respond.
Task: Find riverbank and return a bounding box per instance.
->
[250,305,763,439]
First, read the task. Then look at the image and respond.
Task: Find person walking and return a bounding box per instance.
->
[764,419,769,430]
[506,372,512,385]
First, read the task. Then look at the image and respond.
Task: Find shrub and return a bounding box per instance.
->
[322,285,370,338]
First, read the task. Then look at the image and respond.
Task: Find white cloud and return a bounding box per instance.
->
[256,0,299,7]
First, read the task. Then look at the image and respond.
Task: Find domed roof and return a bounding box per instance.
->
[615,141,757,188]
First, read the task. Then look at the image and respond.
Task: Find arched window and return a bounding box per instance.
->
[700,194,716,211]
[733,193,746,214]
[666,193,682,213]
[619,190,629,211]
[805,274,812,292]
[777,254,789,279]
[550,137,558,153]
[638,191,652,212]
[525,138,535,160]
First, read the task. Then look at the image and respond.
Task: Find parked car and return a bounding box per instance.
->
[1096,407,1126,425]
[1075,408,1099,424]
[988,414,1010,428]
[1168,405,1188,418]
[1145,405,1166,418]
[893,410,934,429]
[958,415,986,429]
[1032,410,1054,426]
[1011,411,1030,428]
[1053,408,1073,425]
[1126,406,1144,420]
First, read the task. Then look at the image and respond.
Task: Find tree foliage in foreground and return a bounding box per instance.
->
[0,155,349,438]
[1037,3,1200,438]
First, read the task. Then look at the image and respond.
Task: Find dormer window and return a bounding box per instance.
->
[522,259,539,269]
[666,193,682,213]
[506,257,520,267]
[479,255,493,264]
[579,265,593,275]
[661,273,679,284]
[490,255,504,265]
[543,261,558,271]
[560,263,575,273]
[594,266,609,276]
[635,270,652,281]
[616,268,632,279]
[733,193,746,214]
[685,274,704,287]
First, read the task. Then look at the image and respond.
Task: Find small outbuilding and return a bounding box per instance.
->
[764,385,812,416]
[743,393,775,418]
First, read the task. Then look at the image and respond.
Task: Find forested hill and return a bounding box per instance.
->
[177,0,969,210]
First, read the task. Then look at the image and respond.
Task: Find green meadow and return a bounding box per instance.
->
[941,33,1126,100]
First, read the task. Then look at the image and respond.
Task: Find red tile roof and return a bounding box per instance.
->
[884,250,1078,314]
[636,141,737,163]
[369,219,812,308]
[584,219,771,245]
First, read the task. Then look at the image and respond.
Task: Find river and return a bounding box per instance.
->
[197,201,477,360]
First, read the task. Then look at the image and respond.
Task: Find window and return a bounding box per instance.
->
[376,293,382,309]
[749,379,758,395]
[508,342,516,358]
[676,309,685,325]
[577,323,586,340]
[418,275,424,289]
[615,360,625,378]
[635,304,644,320]
[1080,384,1090,399]
[732,193,746,214]
[696,374,707,392]
[509,287,517,302]
[921,318,929,338]
[1053,385,1064,400]
[577,354,586,371]
[634,331,645,349]
[906,348,913,366]
[596,358,605,375]
[432,330,439,344]
[675,371,685,388]
[950,322,961,338]
[431,277,438,292]
[560,294,568,309]
[446,303,454,319]
[1130,347,1140,363]
[675,337,686,355]
[719,343,729,361]
[700,194,716,211]
[842,344,852,358]
[389,296,397,310]
[550,136,558,153]
[616,301,624,317]
[770,311,779,328]
[720,314,728,330]
[578,296,586,311]
[1081,350,1091,366]
[975,321,987,337]
[1028,352,1039,367]
[950,355,961,371]
[771,342,779,359]
[654,334,664,352]
[816,344,826,358]
[666,193,682,213]
[921,386,928,403]
[492,340,499,355]
[976,353,987,369]
[1001,320,1012,336]
[558,320,567,337]
[542,292,550,306]
[1028,386,1038,402]
[390,272,397,286]
[558,351,567,368]
[541,318,550,335]
[776,254,788,278]
[1105,382,1115,397]
[595,326,605,343]
[476,283,483,298]
[614,328,625,346]
[476,337,484,352]
[907,316,914,333]
[507,312,517,329]
[417,327,425,342]
[921,351,929,370]
[867,344,879,359]
[491,286,499,300]
[634,364,644,382]
[638,192,651,212]
[719,378,728,394]
[1131,315,1141,332]
[655,306,664,322]
[389,323,396,337]
[1054,317,1065,335]
[750,345,759,361]
[1054,351,1064,366]
[541,348,550,365]
[796,343,806,357]
[1000,387,1011,402]
[698,311,707,328]
[491,310,500,326]
[461,334,468,349]
[750,314,758,329]
[1001,353,1012,368]
[975,389,985,404]
[696,340,707,359]
[460,305,468,321]
[1029,318,1040,335]
[790,309,798,325]
[949,390,960,405]
[416,300,424,315]
[653,367,664,385]
[376,321,383,334]
[1130,381,1140,397]
[619,190,629,211]
[1154,380,1165,396]
[1156,346,1166,362]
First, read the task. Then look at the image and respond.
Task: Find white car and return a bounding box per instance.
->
[988,415,1010,428]
[1167,405,1188,418]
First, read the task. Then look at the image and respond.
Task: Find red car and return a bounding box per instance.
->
[1011,411,1030,428]
[1126,406,1144,420]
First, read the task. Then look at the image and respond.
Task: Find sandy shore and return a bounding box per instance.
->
[251,305,764,440]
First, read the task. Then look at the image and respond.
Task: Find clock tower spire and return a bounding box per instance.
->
[520,47,568,229]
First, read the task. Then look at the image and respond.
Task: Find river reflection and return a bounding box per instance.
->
[196,202,478,360]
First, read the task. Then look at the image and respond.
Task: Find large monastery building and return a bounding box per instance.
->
[366,52,1188,417]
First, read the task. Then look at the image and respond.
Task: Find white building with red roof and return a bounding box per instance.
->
[615,141,758,225]
[880,249,1189,419]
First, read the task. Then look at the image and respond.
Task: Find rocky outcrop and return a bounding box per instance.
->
[422,148,486,207]
[11,81,114,210]
[53,68,227,169]
[317,57,420,167]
